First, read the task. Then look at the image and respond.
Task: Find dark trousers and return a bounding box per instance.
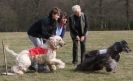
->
[72,39,86,64]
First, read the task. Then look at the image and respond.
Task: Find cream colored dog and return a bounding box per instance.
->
[5,36,65,75]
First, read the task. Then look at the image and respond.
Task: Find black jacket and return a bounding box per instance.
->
[27,17,57,39]
[69,13,88,39]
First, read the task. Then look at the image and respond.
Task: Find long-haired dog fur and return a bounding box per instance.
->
[76,40,131,73]
[5,36,65,75]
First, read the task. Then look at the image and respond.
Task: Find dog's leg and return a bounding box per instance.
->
[50,59,65,69]
[47,64,54,72]
[111,59,118,73]
[51,65,56,70]
[16,53,31,74]
[105,58,118,73]
[11,66,24,75]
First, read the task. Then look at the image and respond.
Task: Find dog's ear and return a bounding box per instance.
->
[49,36,54,40]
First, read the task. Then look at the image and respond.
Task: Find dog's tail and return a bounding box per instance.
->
[4,45,17,56]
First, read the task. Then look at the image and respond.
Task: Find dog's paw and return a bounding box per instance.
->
[58,63,65,69]
[16,71,24,75]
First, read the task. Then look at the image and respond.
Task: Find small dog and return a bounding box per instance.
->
[76,40,131,73]
[5,36,65,75]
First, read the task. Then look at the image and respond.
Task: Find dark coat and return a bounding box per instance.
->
[69,13,88,40]
[27,17,57,39]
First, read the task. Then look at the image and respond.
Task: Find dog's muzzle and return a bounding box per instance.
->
[59,42,65,47]
[124,47,132,53]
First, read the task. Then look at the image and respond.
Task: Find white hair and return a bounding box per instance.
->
[72,5,81,13]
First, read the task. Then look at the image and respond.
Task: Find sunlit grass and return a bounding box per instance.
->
[0,31,133,81]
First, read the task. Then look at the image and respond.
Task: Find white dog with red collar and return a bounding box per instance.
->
[5,36,65,75]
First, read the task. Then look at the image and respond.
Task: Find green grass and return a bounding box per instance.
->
[0,31,133,81]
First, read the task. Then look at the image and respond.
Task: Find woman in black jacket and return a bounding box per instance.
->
[27,7,61,47]
[27,7,61,71]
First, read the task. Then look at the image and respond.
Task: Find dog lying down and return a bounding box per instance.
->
[76,40,131,73]
[4,36,65,75]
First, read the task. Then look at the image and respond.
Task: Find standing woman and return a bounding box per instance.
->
[56,12,68,38]
[27,7,61,47]
[69,5,89,65]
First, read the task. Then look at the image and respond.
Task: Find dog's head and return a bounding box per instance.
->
[48,36,65,50]
[113,40,131,53]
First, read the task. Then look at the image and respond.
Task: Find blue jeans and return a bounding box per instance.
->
[28,35,44,47]
[28,35,48,71]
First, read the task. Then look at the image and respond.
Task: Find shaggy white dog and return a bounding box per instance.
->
[5,36,65,75]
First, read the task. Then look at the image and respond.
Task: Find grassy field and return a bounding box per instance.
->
[0,31,133,81]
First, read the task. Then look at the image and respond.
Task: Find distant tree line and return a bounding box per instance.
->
[0,0,133,32]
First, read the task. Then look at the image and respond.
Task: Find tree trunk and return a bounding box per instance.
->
[126,0,130,29]
[99,0,104,30]
[72,0,80,5]
[32,0,40,20]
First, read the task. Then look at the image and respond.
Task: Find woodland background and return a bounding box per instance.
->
[0,0,133,32]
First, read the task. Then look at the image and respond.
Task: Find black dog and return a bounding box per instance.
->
[76,40,131,72]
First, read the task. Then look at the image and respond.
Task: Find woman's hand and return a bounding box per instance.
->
[76,36,80,41]
[80,36,85,42]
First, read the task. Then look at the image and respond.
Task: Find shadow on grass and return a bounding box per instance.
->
[0,66,12,72]
[64,62,110,75]
[0,64,110,75]
[69,68,111,75]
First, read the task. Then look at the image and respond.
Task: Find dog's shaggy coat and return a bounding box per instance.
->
[5,36,65,74]
[76,40,131,73]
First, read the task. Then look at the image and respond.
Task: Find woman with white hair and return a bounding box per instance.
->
[69,5,89,65]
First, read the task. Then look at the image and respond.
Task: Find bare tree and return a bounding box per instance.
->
[32,0,40,20]
[99,0,104,29]
[125,0,130,29]
[72,0,80,5]
[0,0,133,31]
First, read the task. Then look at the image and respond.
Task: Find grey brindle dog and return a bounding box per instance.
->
[76,40,131,73]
